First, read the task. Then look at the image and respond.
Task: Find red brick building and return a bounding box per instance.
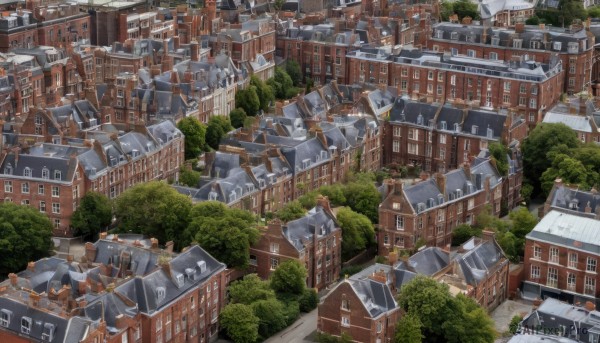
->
[428,22,594,96]
[378,158,504,253]
[213,18,275,69]
[346,47,564,127]
[522,210,600,307]
[250,197,342,290]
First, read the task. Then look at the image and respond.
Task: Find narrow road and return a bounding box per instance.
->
[264,308,318,343]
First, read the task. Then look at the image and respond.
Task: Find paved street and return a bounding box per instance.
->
[265,309,318,343]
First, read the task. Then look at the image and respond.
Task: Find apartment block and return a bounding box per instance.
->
[250,196,342,290]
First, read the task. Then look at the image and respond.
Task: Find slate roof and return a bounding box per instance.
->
[1,144,80,183]
[348,278,397,318]
[93,239,160,276]
[543,111,593,133]
[115,245,226,314]
[282,204,339,251]
[455,237,507,286]
[279,137,330,174]
[526,211,600,255]
[547,185,600,218]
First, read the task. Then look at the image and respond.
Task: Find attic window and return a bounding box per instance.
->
[451,32,458,40]
[456,189,463,197]
[454,123,460,132]
[569,200,579,210]
[320,150,328,160]
[392,202,400,210]
[21,316,32,335]
[471,125,478,135]
[0,309,12,327]
[417,114,424,125]
[553,42,562,51]
[416,203,426,213]
[54,170,62,180]
[156,287,166,302]
[42,323,55,342]
[23,167,32,177]
[176,274,184,288]
[437,194,444,205]
[486,128,493,139]
[4,163,12,175]
[440,121,447,130]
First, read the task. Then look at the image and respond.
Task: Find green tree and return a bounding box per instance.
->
[229,108,248,129]
[299,288,319,312]
[229,274,275,305]
[509,315,523,334]
[0,203,53,275]
[298,191,318,209]
[395,313,424,343]
[71,191,112,239]
[451,224,481,246]
[205,115,233,150]
[337,207,375,260]
[525,15,540,25]
[220,303,259,343]
[270,259,307,295]
[177,117,206,159]
[488,142,509,176]
[541,154,589,194]
[186,202,259,268]
[497,231,519,263]
[318,184,346,206]
[114,181,192,247]
[305,77,314,93]
[521,183,534,206]
[235,87,260,116]
[444,294,496,343]
[560,0,587,25]
[285,60,302,87]
[276,200,306,222]
[251,298,288,339]
[589,6,600,18]
[343,181,381,223]
[178,168,201,187]
[250,76,274,112]
[509,207,538,239]
[269,67,298,99]
[452,0,480,20]
[522,123,580,196]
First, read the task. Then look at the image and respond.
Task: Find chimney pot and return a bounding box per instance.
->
[8,273,17,287]
[27,261,35,271]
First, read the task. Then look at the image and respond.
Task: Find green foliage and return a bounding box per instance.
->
[525,16,540,25]
[115,181,192,248]
[270,259,307,295]
[395,313,424,343]
[340,265,364,278]
[177,117,206,159]
[375,255,387,264]
[276,200,306,222]
[299,288,319,312]
[509,315,523,335]
[541,154,589,194]
[250,76,274,112]
[398,276,496,343]
[521,183,533,206]
[273,0,285,10]
[205,115,233,150]
[509,207,538,239]
[229,108,248,129]
[305,77,314,93]
[186,201,259,268]
[483,207,537,262]
[497,231,519,263]
[285,60,302,87]
[298,191,318,209]
[316,332,354,343]
[178,168,201,187]
[452,0,480,20]
[220,303,259,343]
[489,142,509,176]
[0,203,53,275]
[229,274,275,305]
[318,184,346,206]
[523,123,580,196]
[452,224,481,246]
[342,180,380,223]
[235,86,260,116]
[278,298,300,325]
[589,6,600,18]
[268,67,298,99]
[560,0,587,26]
[337,207,375,261]
[251,298,288,340]
[71,191,112,239]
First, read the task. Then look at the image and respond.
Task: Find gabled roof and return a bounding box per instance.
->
[547,184,600,218]
[282,204,339,251]
[455,238,507,286]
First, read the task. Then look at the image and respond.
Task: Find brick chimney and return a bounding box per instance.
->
[394,179,404,195]
[369,269,387,283]
[165,241,175,254]
[85,242,97,262]
[515,22,525,34]
[419,171,429,181]
[151,238,159,249]
[8,273,17,287]
[66,255,74,264]
[585,301,596,311]
[173,36,180,50]
[190,40,199,61]
[481,229,495,242]
[27,261,35,272]
[435,173,446,197]
[463,162,471,179]
[316,195,333,214]
[29,292,40,307]
[100,232,108,240]
[585,201,592,214]
[112,234,119,242]
[388,250,398,266]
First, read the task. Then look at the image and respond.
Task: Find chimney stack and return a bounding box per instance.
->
[369,270,387,283]
[165,241,175,254]
[27,261,35,272]
[388,250,398,266]
[435,173,447,197]
[515,22,525,34]
[316,195,333,214]
[585,201,592,214]
[151,238,159,249]
[8,273,17,287]
[481,229,496,242]
[100,232,108,240]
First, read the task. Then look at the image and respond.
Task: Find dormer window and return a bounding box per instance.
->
[4,163,12,175]
[0,309,12,327]
[417,114,424,125]
[320,150,327,160]
[451,32,458,40]
[21,317,32,335]
[176,274,184,288]
[156,287,166,302]
[569,200,579,210]
[456,189,463,197]
[437,194,444,205]
[454,123,460,132]
[491,37,500,46]
[440,121,447,130]
[471,125,478,135]
[427,198,435,208]
[553,42,562,51]
[42,323,55,342]
[513,39,523,49]
[42,168,49,179]
[54,170,62,180]
[417,203,426,213]
[486,128,493,139]
[23,167,32,177]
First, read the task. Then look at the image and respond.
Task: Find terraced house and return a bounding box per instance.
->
[378,157,504,252]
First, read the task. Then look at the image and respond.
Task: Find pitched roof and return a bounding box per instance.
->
[526,211,600,255]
